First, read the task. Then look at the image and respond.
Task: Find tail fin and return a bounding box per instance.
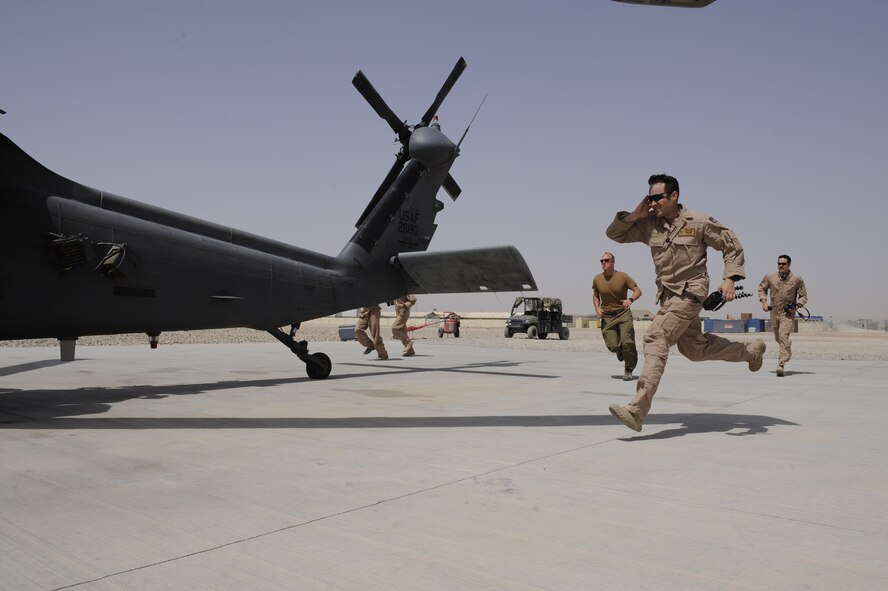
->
[337,58,466,271]
[334,58,537,298]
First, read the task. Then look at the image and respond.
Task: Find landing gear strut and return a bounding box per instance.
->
[268,324,332,379]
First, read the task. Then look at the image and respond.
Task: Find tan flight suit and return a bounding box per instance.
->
[606,205,755,422]
[391,294,417,355]
[758,272,807,366]
[592,271,639,372]
[356,304,388,359]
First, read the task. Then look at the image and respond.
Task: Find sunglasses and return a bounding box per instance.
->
[647,192,670,203]
[600,259,613,263]
[777,262,789,266]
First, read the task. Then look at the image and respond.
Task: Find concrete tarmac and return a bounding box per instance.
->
[1,341,885,590]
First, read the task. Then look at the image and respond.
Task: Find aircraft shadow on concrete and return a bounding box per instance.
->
[0,358,559,426]
[0,359,74,377]
[340,359,555,380]
[0,411,798,436]
[1,359,796,436]
[0,381,797,436]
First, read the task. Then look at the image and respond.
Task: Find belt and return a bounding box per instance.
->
[602,310,625,317]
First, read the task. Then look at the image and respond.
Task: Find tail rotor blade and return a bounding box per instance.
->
[352,70,405,136]
[420,57,467,126]
[442,174,461,201]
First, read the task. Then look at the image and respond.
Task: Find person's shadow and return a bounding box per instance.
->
[775,370,815,377]
[619,412,799,440]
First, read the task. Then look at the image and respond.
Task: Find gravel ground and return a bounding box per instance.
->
[4,325,887,361]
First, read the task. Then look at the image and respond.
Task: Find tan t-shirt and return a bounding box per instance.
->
[593,271,638,314]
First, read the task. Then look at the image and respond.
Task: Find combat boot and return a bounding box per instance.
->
[623,369,632,381]
[748,339,766,372]
[776,364,784,377]
[608,403,642,432]
[363,347,374,355]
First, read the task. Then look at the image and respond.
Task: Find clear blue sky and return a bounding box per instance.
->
[3,0,887,322]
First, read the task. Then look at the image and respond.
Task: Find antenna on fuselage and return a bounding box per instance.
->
[457,94,487,148]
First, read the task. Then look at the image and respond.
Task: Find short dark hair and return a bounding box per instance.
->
[648,173,679,196]
[778,254,792,264]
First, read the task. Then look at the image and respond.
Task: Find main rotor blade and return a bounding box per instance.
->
[356,156,406,227]
[352,70,404,135]
[420,57,467,127]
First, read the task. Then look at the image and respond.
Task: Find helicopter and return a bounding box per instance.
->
[0,57,537,379]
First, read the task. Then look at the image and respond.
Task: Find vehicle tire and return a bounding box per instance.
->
[537,332,548,340]
[526,325,538,339]
[559,327,570,340]
[504,327,513,338]
[454,327,460,338]
[438,327,444,338]
[305,352,332,379]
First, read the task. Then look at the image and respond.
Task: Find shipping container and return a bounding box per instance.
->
[746,319,766,333]
[702,318,746,333]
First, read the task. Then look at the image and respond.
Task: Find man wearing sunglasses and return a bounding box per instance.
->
[593,252,642,381]
[604,173,766,432]
[757,255,808,377]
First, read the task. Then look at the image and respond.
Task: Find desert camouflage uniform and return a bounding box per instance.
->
[758,272,808,366]
[606,205,757,423]
[391,294,417,356]
[356,304,387,359]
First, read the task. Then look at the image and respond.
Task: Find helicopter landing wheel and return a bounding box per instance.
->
[305,352,332,379]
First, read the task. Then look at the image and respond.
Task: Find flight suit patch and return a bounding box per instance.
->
[678,227,696,238]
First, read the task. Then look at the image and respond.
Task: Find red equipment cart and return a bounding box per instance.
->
[438,312,461,338]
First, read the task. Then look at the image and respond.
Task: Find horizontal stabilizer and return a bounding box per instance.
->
[395,246,537,294]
